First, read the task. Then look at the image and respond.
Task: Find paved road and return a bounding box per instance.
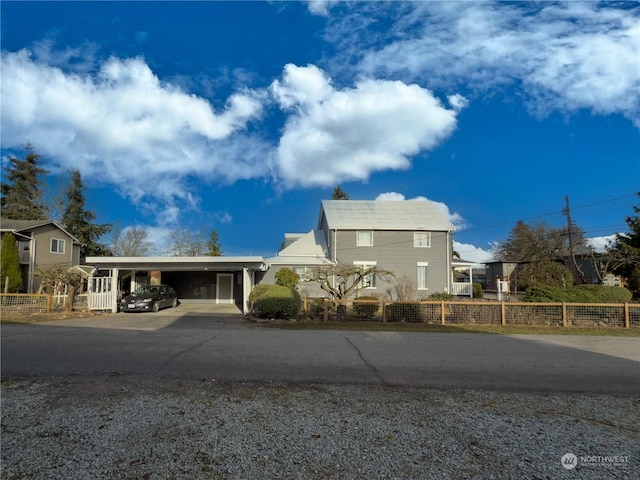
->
[2,310,639,393]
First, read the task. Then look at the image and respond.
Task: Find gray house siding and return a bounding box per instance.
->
[333,229,450,298]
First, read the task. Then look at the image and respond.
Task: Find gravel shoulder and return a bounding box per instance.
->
[2,375,638,480]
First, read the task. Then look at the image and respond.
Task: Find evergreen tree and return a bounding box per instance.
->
[1,233,24,292]
[497,221,567,262]
[0,144,49,220]
[608,193,640,297]
[204,229,223,256]
[61,169,112,257]
[332,185,349,200]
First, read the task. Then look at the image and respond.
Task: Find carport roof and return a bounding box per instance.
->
[84,256,269,272]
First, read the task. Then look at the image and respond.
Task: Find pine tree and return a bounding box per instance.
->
[61,169,112,257]
[1,233,24,292]
[332,185,349,200]
[204,229,223,256]
[608,193,640,297]
[0,144,49,220]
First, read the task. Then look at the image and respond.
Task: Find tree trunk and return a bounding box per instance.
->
[65,286,75,313]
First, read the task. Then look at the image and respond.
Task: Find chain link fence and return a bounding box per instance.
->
[305,298,639,328]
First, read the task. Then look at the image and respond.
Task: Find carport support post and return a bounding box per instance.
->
[242,267,253,315]
[110,268,119,313]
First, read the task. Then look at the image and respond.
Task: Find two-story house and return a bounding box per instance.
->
[264,200,458,299]
[0,218,83,292]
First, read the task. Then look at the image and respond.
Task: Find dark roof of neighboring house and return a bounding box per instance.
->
[0,217,82,244]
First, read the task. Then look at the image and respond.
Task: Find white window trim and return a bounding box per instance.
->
[50,238,66,254]
[353,261,377,289]
[417,262,429,290]
[414,231,431,248]
[356,230,374,247]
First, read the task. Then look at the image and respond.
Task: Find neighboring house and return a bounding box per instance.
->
[0,218,83,292]
[560,253,623,286]
[263,200,460,299]
[485,261,519,291]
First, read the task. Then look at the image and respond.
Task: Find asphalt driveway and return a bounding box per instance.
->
[2,311,639,394]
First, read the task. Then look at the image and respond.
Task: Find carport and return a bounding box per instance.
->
[84,256,269,314]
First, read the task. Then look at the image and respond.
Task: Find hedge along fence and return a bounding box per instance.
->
[0,293,52,314]
[302,298,640,329]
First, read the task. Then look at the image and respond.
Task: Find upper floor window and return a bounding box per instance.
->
[357,230,373,247]
[51,238,66,254]
[413,232,431,248]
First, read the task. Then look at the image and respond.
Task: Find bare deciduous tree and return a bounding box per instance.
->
[307,263,394,300]
[111,225,153,257]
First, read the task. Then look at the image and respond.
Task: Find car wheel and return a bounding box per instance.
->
[172,298,178,308]
[152,301,160,312]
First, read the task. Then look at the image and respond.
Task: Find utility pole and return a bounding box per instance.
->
[562,196,585,283]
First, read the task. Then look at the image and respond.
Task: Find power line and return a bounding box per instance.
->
[332,192,636,254]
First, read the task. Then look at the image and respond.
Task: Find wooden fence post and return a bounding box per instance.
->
[323,298,329,322]
[624,303,630,329]
[46,294,53,313]
[562,302,567,327]
[441,301,445,325]
[382,300,387,323]
[303,296,308,316]
[501,302,506,326]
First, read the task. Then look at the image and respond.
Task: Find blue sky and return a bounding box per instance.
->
[1,1,638,262]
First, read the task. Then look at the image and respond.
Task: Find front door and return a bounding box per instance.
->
[216,273,234,304]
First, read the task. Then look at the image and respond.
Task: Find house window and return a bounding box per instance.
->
[356,230,373,247]
[354,261,377,289]
[414,232,431,248]
[293,267,310,281]
[417,262,429,290]
[51,238,66,254]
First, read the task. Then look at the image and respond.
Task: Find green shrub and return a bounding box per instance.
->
[428,292,456,301]
[275,268,300,288]
[249,284,272,304]
[473,283,483,299]
[253,284,302,318]
[386,302,423,322]
[352,296,380,317]
[524,285,632,303]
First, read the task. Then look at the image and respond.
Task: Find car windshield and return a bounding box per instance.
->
[134,286,159,295]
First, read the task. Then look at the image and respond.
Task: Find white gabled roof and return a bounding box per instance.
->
[267,230,332,265]
[278,230,328,257]
[319,200,456,231]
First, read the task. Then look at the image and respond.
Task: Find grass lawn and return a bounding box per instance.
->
[259,320,640,336]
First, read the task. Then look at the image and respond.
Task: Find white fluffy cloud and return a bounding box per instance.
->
[271,64,462,187]
[334,2,640,126]
[587,234,617,253]
[452,241,495,264]
[0,50,268,221]
[375,192,467,229]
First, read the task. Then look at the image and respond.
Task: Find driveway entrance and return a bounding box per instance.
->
[173,300,242,315]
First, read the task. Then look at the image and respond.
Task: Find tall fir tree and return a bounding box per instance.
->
[332,185,350,200]
[0,144,49,220]
[1,233,24,292]
[608,193,640,297]
[204,229,223,256]
[61,169,112,257]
